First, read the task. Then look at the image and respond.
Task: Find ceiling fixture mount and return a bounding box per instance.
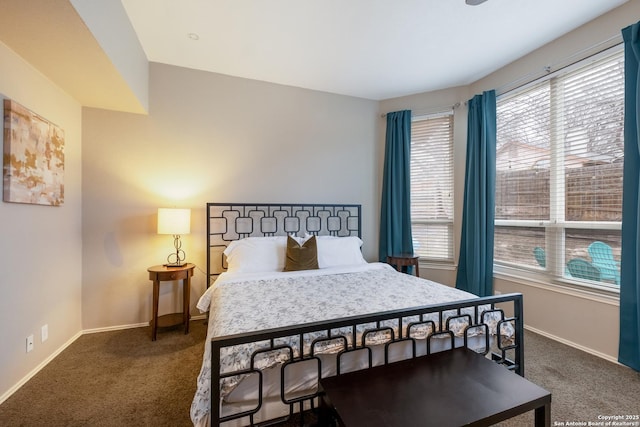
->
[466,0,488,5]
[187,32,200,40]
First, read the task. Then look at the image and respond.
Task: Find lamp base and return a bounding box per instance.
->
[164,262,187,268]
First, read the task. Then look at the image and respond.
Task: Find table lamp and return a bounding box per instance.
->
[157,208,191,267]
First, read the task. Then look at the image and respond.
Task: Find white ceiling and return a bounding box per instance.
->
[120,0,627,100]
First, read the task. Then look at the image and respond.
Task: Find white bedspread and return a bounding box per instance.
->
[190,262,482,426]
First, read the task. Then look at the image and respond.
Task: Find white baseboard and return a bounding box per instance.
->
[82,322,148,334]
[0,314,208,405]
[82,314,207,334]
[524,324,619,365]
[0,330,83,405]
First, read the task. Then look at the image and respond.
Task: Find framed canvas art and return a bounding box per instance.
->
[3,99,64,206]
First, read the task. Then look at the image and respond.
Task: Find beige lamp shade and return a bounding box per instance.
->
[157,208,191,235]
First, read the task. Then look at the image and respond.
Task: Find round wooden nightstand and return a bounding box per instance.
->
[386,254,420,277]
[147,263,195,341]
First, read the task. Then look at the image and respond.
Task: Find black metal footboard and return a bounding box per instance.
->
[210,293,524,427]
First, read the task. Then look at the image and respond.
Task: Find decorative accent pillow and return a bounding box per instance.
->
[223,236,287,273]
[284,235,319,272]
[316,236,366,268]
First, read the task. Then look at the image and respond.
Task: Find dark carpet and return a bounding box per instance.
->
[0,321,638,426]
[0,322,206,427]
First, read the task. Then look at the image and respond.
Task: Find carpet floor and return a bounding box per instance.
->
[0,320,638,426]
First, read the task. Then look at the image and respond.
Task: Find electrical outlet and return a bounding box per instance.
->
[41,324,48,342]
[26,335,34,353]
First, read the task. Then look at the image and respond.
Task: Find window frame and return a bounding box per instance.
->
[493,45,623,295]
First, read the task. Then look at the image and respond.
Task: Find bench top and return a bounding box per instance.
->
[319,347,551,427]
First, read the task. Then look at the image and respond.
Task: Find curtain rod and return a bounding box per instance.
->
[380,102,461,118]
[496,33,623,96]
[381,35,622,115]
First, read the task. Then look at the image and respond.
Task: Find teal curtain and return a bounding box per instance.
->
[455,91,496,297]
[619,22,640,372]
[379,110,414,263]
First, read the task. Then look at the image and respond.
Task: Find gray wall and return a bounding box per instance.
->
[3,0,639,405]
[381,1,640,362]
[0,41,83,402]
[81,63,380,329]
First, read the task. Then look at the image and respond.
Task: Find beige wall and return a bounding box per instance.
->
[80,63,380,330]
[70,0,149,112]
[381,1,640,362]
[2,0,638,405]
[0,41,83,402]
[474,0,640,363]
[379,85,470,285]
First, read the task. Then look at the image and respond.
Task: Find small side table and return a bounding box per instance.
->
[386,254,420,277]
[147,263,195,341]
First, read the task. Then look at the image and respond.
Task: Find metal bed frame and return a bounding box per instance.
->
[205,203,524,427]
[207,203,361,286]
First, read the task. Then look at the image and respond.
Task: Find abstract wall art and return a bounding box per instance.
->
[3,99,64,206]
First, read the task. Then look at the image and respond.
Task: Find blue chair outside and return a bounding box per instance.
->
[533,247,546,267]
[533,247,573,277]
[587,241,620,285]
[566,258,601,282]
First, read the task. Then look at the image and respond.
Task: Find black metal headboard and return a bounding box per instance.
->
[206,203,362,285]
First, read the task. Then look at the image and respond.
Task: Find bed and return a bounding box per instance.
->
[191,203,524,427]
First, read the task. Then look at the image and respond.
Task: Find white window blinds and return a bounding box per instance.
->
[410,113,454,261]
[553,54,624,223]
[495,47,623,289]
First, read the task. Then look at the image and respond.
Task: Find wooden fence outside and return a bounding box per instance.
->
[495,163,623,221]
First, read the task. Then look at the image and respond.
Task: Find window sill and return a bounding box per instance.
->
[493,264,619,306]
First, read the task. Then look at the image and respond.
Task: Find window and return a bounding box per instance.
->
[495,48,624,290]
[410,113,454,261]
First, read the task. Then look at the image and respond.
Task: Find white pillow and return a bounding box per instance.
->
[316,236,366,268]
[223,236,287,273]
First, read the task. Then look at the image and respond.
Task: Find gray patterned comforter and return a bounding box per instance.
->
[190,262,492,426]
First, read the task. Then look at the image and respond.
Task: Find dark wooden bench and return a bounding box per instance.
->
[319,347,551,427]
